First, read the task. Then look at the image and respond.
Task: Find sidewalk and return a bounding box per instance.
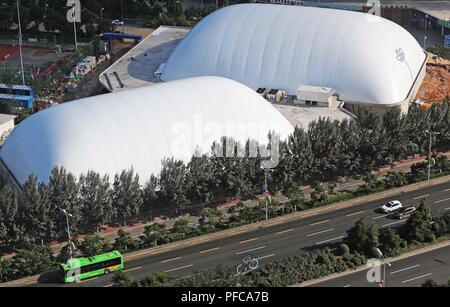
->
[5,150,450,258]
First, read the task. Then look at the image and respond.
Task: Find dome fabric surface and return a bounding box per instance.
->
[162,4,426,105]
[0,76,294,185]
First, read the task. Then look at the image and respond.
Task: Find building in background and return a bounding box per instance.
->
[0,83,34,109]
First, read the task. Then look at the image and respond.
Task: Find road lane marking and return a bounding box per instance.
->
[257,254,275,260]
[310,220,330,226]
[444,188,450,192]
[306,228,335,237]
[239,237,258,244]
[236,246,266,255]
[346,211,365,217]
[382,220,406,228]
[372,214,389,220]
[391,264,420,275]
[445,207,450,211]
[315,236,345,245]
[414,194,430,199]
[343,285,351,288]
[435,198,450,204]
[165,264,194,273]
[125,251,157,260]
[276,228,295,235]
[401,273,432,284]
[104,284,114,288]
[200,247,220,254]
[161,257,182,263]
[79,277,98,284]
[123,266,142,273]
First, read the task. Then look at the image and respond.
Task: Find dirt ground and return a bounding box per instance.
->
[416,64,450,103]
[415,52,450,103]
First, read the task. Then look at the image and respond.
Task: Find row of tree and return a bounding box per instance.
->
[1,0,220,37]
[1,103,450,248]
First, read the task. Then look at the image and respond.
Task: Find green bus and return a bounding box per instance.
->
[60,250,124,283]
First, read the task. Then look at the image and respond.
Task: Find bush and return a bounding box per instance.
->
[112,271,138,287]
[338,244,350,257]
[79,236,113,257]
[113,230,139,253]
[401,202,436,244]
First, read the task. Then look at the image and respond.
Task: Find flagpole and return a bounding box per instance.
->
[16,0,25,85]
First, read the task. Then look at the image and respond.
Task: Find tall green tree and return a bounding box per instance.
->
[20,175,54,244]
[49,167,81,239]
[159,158,188,213]
[0,185,22,245]
[79,171,113,233]
[401,202,436,243]
[112,169,142,226]
[344,219,379,256]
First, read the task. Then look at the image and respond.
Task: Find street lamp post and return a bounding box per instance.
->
[61,209,74,259]
[261,167,273,221]
[72,3,78,51]
[16,0,25,86]
[425,130,440,182]
[374,248,392,287]
[442,11,447,37]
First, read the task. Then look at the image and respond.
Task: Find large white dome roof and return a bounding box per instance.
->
[162,4,426,105]
[1,76,294,185]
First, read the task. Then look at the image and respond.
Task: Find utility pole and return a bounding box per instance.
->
[264,168,268,221]
[425,130,439,182]
[72,3,78,51]
[44,0,48,19]
[61,209,74,260]
[261,167,273,221]
[16,0,25,86]
[443,11,447,37]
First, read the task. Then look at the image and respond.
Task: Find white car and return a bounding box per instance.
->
[112,20,125,26]
[380,200,403,213]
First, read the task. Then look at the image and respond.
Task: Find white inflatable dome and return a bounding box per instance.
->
[0,76,294,185]
[162,4,426,105]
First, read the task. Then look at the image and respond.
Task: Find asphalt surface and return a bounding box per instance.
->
[312,244,450,287]
[28,181,450,287]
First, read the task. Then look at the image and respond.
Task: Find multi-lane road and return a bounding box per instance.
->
[24,181,450,287]
[310,243,450,287]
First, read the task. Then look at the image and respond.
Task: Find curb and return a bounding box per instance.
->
[293,240,450,287]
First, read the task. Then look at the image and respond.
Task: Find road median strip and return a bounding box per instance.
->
[294,239,450,287]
